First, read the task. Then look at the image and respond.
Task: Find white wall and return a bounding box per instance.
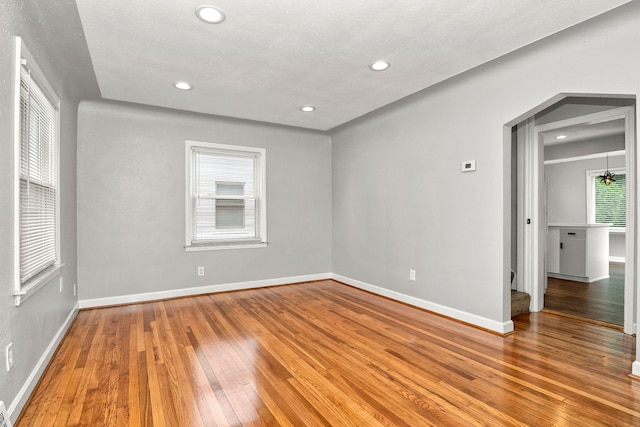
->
[77,101,332,302]
[331,2,640,331]
[0,0,99,420]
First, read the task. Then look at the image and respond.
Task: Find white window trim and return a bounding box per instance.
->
[586,167,626,232]
[185,140,267,251]
[12,36,62,306]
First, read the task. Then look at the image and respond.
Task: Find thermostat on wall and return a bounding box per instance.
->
[461,160,476,172]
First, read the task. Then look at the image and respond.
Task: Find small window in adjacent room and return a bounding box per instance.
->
[185,140,267,250]
[13,37,62,304]
[587,167,626,231]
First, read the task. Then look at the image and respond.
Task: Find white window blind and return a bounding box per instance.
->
[186,141,266,249]
[595,173,626,228]
[19,61,58,284]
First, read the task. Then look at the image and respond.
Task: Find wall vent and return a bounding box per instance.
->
[0,401,12,427]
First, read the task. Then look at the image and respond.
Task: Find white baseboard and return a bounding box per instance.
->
[332,274,514,335]
[78,272,514,334]
[9,302,79,423]
[79,273,332,309]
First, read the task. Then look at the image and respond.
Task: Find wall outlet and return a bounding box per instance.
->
[73,283,77,297]
[6,343,13,372]
[409,269,416,281]
[197,266,205,276]
[59,277,64,293]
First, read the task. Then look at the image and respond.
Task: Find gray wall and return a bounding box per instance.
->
[0,0,99,417]
[331,2,640,325]
[77,101,332,300]
[4,0,640,417]
[546,155,625,224]
[611,231,626,259]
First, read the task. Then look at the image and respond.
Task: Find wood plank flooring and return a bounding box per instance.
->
[545,263,624,327]
[16,280,640,426]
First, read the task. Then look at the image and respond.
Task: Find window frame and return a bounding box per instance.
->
[185,140,267,251]
[586,167,626,232]
[12,36,63,306]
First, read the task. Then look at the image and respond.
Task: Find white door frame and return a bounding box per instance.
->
[516,119,545,311]
[521,105,636,334]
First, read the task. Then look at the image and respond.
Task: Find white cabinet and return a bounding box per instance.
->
[547,224,609,283]
[559,229,587,277]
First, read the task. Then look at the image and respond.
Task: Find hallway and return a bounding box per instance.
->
[544,263,624,327]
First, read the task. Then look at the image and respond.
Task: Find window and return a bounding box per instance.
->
[13,37,61,304]
[587,167,625,230]
[185,140,267,250]
[215,182,246,229]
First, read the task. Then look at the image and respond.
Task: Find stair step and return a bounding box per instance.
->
[511,290,530,318]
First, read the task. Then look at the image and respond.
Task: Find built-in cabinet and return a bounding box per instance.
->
[547,224,610,282]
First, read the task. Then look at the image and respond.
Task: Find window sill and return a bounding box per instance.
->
[185,242,268,252]
[609,228,626,235]
[15,263,65,306]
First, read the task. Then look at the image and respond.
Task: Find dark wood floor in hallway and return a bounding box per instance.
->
[545,262,625,327]
[16,280,640,426]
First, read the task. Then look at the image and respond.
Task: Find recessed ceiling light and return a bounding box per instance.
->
[301,106,316,112]
[369,60,390,71]
[195,5,226,24]
[555,135,567,140]
[174,81,192,90]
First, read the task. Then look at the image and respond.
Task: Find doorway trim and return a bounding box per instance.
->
[518,103,636,334]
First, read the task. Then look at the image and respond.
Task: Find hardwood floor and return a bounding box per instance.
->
[545,263,624,327]
[16,280,640,426]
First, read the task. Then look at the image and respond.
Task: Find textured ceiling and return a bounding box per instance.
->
[76,0,630,131]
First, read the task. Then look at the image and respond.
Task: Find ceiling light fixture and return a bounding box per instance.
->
[555,135,567,140]
[369,60,390,71]
[195,5,226,24]
[174,81,192,90]
[301,106,316,112]
[599,153,616,186]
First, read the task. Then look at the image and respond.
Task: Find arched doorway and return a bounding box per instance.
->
[506,94,636,333]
